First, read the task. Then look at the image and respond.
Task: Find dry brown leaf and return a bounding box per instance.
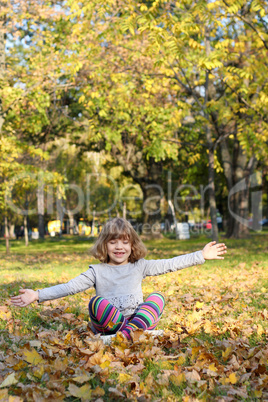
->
[185,369,201,382]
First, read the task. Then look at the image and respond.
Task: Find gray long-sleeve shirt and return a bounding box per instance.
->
[38,250,205,317]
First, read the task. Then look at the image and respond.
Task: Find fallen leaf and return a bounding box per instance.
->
[222,346,232,361]
[169,373,186,386]
[185,369,200,382]
[72,372,93,384]
[208,363,218,372]
[195,301,204,309]
[0,373,18,388]
[0,389,8,400]
[118,373,132,383]
[91,386,105,397]
[108,387,124,398]
[22,349,45,365]
[229,372,238,384]
[68,383,92,401]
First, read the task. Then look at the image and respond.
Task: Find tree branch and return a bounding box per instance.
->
[224,81,268,123]
[222,0,268,49]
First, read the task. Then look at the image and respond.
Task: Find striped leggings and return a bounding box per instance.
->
[88,292,165,340]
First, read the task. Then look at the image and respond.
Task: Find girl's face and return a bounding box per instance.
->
[106,237,132,265]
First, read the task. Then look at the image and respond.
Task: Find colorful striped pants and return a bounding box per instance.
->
[88,292,165,340]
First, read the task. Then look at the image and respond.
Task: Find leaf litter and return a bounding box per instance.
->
[0,249,267,401]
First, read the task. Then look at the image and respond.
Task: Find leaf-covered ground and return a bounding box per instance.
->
[0,234,267,401]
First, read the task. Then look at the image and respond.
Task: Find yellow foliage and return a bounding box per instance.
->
[208,363,218,372]
[169,373,186,386]
[22,349,45,365]
[118,373,132,383]
[222,347,233,361]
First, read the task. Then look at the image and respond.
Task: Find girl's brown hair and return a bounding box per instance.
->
[90,218,147,263]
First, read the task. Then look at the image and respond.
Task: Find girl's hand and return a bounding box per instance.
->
[202,241,227,260]
[10,289,39,308]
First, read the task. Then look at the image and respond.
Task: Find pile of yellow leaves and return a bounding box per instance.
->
[0,303,267,401]
[0,248,267,401]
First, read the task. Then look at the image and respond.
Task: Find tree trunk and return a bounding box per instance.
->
[122,202,126,220]
[167,171,179,239]
[221,138,256,238]
[1,32,7,253]
[24,215,28,246]
[4,216,9,254]
[138,161,163,238]
[114,145,164,237]
[56,191,64,237]
[37,181,45,238]
[207,145,219,242]
[92,207,96,236]
[204,31,218,242]
[220,139,234,237]
[140,181,162,237]
[67,211,75,234]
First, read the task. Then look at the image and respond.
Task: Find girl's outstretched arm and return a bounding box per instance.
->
[11,289,39,308]
[202,241,227,260]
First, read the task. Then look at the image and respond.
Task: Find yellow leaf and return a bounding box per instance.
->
[140,381,146,391]
[78,95,85,104]
[0,389,8,399]
[229,372,238,384]
[32,365,45,379]
[222,346,232,361]
[68,383,92,400]
[257,324,264,336]
[91,386,105,397]
[54,357,69,371]
[208,363,218,372]
[195,301,204,309]
[219,377,229,385]
[176,325,183,333]
[0,307,12,321]
[169,373,186,386]
[12,361,28,371]
[22,349,45,365]
[9,396,23,402]
[254,390,262,398]
[100,360,110,369]
[0,373,18,388]
[191,346,201,357]
[176,355,186,366]
[72,373,93,384]
[85,350,112,368]
[118,373,132,383]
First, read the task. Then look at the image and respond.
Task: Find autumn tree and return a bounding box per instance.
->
[55,0,205,236]
[123,0,268,239]
[3,0,83,238]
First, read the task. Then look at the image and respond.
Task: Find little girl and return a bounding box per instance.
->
[11,218,227,340]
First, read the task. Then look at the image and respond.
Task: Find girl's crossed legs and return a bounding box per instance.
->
[88,292,165,340]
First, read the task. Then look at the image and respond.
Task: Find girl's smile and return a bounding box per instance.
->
[107,238,131,265]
